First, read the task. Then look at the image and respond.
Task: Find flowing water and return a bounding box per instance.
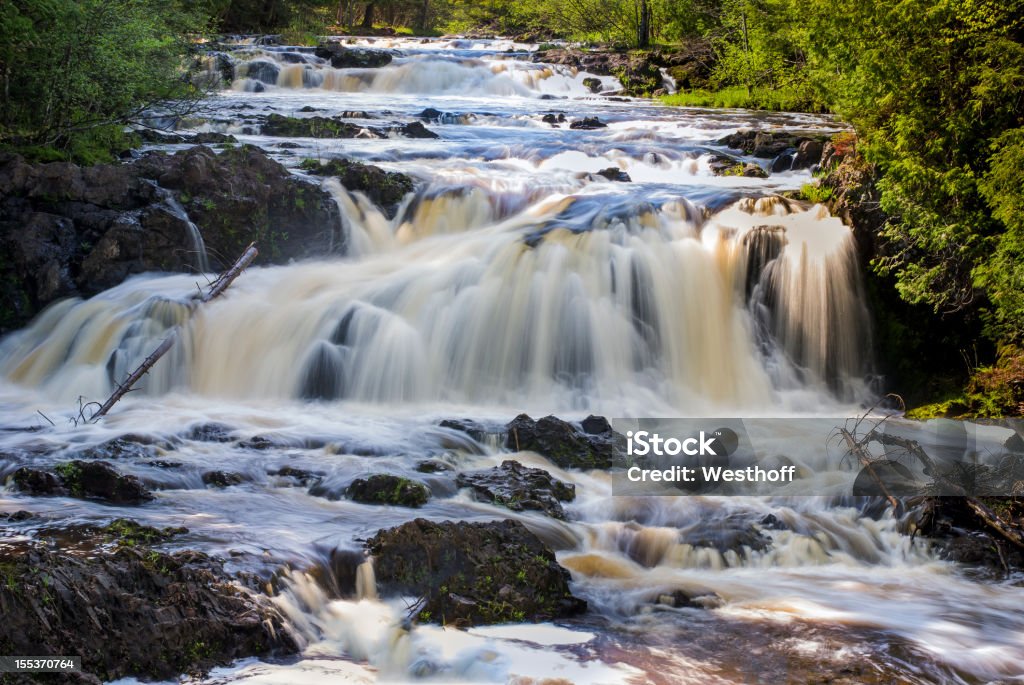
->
[1,36,1022,684]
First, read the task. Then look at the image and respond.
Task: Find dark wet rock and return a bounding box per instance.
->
[596,167,631,182]
[244,59,280,84]
[74,437,155,461]
[237,435,275,450]
[505,414,619,470]
[719,130,829,170]
[347,474,429,507]
[299,105,320,112]
[146,460,183,469]
[708,154,769,178]
[101,517,188,544]
[367,518,586,625]
[456,459,575,519]
[679,516,772,555]
[1006,431,1024,453]
[439,418,490,443]
[582,77,602,93]
[0,145,345,331]
[415,460,453,474]
[418,107,444,121]
[268,466,322,486]
[202,470,245,488]
[298,157,415,218]
[186,422,236,442]
[305,547,369,598]
[581,415,612,435]
[569,116,607,130]
[314,43,393,69]
[0,510,33,522]
[398,121,440,139]
[654,589,722,609]
[0,538,296,682]
[533,48,664,96]
[759,513,788,530]
[14,461,153,504]
[541,112,566,126]
[11,467,65,496]
[261,113,368,138]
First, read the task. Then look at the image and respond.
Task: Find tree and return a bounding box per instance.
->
[0,0,208,162]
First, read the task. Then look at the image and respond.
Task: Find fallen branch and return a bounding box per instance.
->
[88,243,258,422]
[964,498,1024,550]
[840,427,901,513]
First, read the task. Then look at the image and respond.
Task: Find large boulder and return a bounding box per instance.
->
[0,146,348,332]
[367,518,586,625]
[12,460,153,504]
[0,537,295,682]
[456,460,575,519]
[505,414,619,470]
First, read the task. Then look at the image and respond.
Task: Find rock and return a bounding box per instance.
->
[569,116,607,130]
[202,470,245,488]
[261,113,367,138]
[541,112,566,126]
[74,437,155,461]
[299,157,415,217]
[0,145,346,332]
[581,415,612,435]
[1,510,33,521]
[315,43,393,69]
[0,537,295,682]
[14,461,153,504]
[708,155,769,178]
[346,474,430,507]
[915,497,1024,576]
[101,517,188,543]
[418,107,444,121]
[439,418,490,442]
[367,518,586,625]
[582,77,602,93]
[596,167,631,182]
[11,467,65,496]
[505,414,619,470]
[186,422,236,442]
[456,459,576,519]
[415,460,452,473]
[792,138,825,170]
[60,460,154,503]
[243,59,279,85]
[268,466,323,486]
[852,460,918,497]
[397,121,440,139]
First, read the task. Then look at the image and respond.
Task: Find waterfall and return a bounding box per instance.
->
[0,192,871,413]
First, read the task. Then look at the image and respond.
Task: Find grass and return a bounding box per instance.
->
[661,85,824,113]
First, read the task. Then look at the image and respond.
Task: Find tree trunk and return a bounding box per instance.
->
[361,2,375,28]
[637,0,651,49]
[416,0,430,34]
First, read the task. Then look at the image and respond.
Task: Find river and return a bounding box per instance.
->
[0,36,1022,684]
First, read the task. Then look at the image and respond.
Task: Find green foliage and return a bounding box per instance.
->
[0,0,208,163]
[799,182,833,204]
[661,84,816,111]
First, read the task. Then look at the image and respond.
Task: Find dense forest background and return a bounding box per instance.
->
[0,0,1022,416]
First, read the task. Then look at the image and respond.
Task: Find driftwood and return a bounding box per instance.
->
[858,427,1024,551]
[89,243,258,422]
[840,427,900,513]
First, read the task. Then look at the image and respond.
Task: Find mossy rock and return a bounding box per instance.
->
[347,474,429,507]
[367,518,586,626]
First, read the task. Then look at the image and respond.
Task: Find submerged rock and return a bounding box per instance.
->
[367,518,586,625]
[456,459,575,519]
[347,474,430,507]
[202,470,246,488]
[505,413,620,469]
[0,538,295,682]
[569,116,607,130]
[13,460,153,504]
[596,167,632,182]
